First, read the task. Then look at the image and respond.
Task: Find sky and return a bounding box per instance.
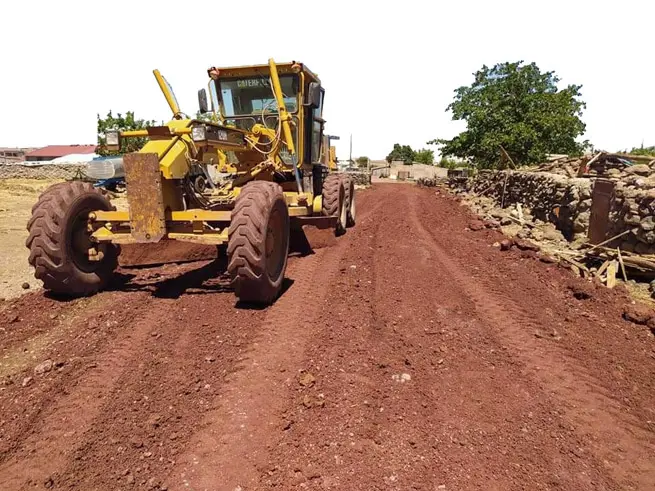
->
[1,0,653,161]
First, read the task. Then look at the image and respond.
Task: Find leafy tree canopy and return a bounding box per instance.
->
[429,61,588,168]
[626,144,655,157]
[386,144,416,163]
[414,148,434,165]
[97,111,156,156]
[356,156,369,168]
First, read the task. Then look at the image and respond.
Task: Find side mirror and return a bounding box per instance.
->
[306,82,322,109]
[198,88,209,114]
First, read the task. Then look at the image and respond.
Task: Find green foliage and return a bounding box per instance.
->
[627,144,655,157]
[386,143,416,163]
[195,110,216,122]
[430,61,587,169]
[439,156,459,169]
[414,148,434,165]
[356,156,369,168]
[97,111,156,156]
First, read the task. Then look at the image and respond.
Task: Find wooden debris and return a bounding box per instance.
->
[596,260,610,278]
[617,248,628,282]
[583,229,632,252]
[606,261,617,288]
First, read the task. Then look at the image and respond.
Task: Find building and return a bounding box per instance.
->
[24,145,97,162]
[371,160,446,180]
[0,147,34,164]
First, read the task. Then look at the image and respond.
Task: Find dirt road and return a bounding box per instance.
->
[1,183,654,490]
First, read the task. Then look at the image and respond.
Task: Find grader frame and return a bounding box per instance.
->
[26,59,355,304]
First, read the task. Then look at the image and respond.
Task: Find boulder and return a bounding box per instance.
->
[624,164,652,177]
[623,304,653,325]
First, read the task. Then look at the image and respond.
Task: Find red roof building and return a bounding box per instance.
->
[25,145,97,162]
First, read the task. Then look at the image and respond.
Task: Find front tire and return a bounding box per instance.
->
[26,181,119,297]
[227,181,290,304]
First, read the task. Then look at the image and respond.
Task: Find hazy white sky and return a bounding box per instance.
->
[1,0,652,160]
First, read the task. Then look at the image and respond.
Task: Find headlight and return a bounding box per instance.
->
[192,125,207,142]
[106,130,120,147]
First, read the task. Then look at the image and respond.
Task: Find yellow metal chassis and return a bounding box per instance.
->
[90,192,326,246]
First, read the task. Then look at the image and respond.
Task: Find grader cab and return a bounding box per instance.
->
[26,59,356,304]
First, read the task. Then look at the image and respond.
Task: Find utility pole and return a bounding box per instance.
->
[349,134,353,166]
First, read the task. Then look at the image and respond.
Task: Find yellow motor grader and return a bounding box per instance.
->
[26,59,356,304]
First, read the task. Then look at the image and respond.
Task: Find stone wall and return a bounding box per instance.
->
[608,167,655,254]
[341,170,371,185]
[0,163,86,180]
[458,170,591,240]
[451,164,655,254]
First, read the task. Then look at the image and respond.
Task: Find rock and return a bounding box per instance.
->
[7,313,19,323]
[649,279,655,293]
[500,239,513,251]
[299,372,316,387]
[34,359,54,375]
[542,228,565,242]
[392,373,411,383]
[468,220,485,231]
[539,255,558,264]
[624,164,651,177]
[635,242,650,255]
[22,376,33,387]
[513,238,540,252]
[485,219,500,229]
[623,304,653,325]
[607,168,621,177]
[44,477,54,489]
[569,283,594,300]
[21,282,30,290]
[500,217,513,226]
[625,213,642,227]
[516,228,530,239]
[204,355,216,363]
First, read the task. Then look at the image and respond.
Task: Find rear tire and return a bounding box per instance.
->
[26,181,119,297]
[227,181,290,304]
[341,175,356,227]
[322,173,346,236]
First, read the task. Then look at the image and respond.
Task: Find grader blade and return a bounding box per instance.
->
[124,153,166,243]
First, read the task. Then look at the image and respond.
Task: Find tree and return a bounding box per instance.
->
[430,61,587,169]
[414,148,434,165]
[386,144,416,163]
[195,110,216,122]
[356,156,369,168]
[627,144,655,157]
[97,111,157,156]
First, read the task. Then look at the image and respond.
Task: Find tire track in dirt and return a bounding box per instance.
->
[406,188,655,489]
[54,275,268,490]
[168,195,382,491]
[261,184,617,490]
[0,291,178,489]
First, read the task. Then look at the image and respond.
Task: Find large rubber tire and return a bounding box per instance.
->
[341,175,356,228]
[322,173,346,236]
[227,181,290,304]
[26,181,119,297]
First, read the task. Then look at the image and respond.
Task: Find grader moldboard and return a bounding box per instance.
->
[26,59,356,304]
